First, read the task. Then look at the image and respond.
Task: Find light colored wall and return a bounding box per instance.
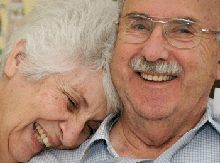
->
[0,0,39,48]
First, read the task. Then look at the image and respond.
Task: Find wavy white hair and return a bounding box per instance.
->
[0,0,122,113]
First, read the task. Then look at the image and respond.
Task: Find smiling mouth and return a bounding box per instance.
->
[138,72,177,82]
[33,123,52,148]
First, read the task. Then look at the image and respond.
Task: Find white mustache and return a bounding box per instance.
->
[130,56,184,75]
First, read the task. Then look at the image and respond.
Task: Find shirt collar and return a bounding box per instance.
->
[79,112,120,160]
[206,88,220,133]
[79,89,220,160]
[195,93,220,133]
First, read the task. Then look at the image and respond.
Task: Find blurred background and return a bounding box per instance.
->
[0,0,39,51]
[0,0,219,97]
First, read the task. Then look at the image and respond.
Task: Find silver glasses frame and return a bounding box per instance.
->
[117,14,220,49]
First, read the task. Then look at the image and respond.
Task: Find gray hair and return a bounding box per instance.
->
[117,0,125,16]
[0,0,122,113]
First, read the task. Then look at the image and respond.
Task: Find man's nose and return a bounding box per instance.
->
[141,25,169,62]
[59,116,90,147]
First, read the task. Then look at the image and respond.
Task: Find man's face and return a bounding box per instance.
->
[111,0,220,120]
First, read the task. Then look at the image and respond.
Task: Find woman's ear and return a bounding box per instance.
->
[4,40,26,79]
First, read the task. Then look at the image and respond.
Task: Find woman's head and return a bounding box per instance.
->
[0,0,120,162]
[1,0,116,77]
[0,0,121,112]
[2,60,107,162]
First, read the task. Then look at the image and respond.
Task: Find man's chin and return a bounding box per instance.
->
[135,105,176,121]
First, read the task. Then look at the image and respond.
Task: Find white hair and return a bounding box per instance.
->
[117,0,126,16]
[0,0,122,113]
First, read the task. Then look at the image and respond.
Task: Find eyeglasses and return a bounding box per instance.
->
[117,14,220,49]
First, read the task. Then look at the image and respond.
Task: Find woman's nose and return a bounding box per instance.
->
[58,117,90,148]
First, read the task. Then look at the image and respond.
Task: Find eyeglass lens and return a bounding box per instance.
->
[118,15,203,48]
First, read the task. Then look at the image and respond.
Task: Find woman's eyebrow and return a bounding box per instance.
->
[71,86,89,108]
[79,94,89,108]
[62,85,89,108]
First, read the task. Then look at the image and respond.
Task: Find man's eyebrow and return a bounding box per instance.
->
[123,12,149,18]
[123,12,201,24]
[181,16,198,23]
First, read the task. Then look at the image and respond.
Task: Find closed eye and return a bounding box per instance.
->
[67,97,77,112]
[68,98,75,106]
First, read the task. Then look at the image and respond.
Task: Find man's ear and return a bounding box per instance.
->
[4,40,26,79]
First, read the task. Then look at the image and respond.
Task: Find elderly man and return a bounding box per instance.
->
[29,0,220,162]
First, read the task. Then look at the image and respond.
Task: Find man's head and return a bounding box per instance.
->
[111,0,220,122]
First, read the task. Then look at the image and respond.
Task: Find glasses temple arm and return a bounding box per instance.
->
[202,29,220,34]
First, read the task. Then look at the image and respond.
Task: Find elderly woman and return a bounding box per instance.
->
[0,0,120,162]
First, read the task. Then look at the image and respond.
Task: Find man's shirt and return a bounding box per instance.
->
[28,98,220,163]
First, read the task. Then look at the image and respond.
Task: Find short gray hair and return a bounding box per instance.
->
[0,0,121,113]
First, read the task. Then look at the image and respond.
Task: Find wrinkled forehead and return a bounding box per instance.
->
[122,0,220,28]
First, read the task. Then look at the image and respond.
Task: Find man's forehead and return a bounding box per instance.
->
[122,0,220,25]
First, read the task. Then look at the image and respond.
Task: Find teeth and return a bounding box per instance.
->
[153,75,158,81]
[148,74,153,80]
[34,123,52,147]
[158,75,163,81]
[163,75,168,81]
[35,133,44,145]
[140,73,175,81]
[43,138,50,147]
[38,129,44,135]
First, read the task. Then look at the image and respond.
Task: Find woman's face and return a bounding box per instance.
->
[0,66,107,162]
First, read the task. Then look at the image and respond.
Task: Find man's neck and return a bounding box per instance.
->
[109,108,206,160]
